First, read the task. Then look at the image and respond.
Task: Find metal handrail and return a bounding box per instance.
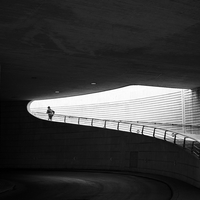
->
[124,120,200,129]
[31,111,200,159]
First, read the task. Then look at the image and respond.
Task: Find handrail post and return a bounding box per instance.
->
[191,141,194,153]
[91,118,94,126]
[164,130,167,141]
[183,137,187,148]
[78,117,80,125]
[153,128,156,137]
[104,120,107,128]
[141,126,144,135]
[117,122,120,130]
[130,124,132,133]
[64,116,66,123]
[174,134,177,144]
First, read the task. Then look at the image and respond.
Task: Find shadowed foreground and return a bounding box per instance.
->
[1,170,199,200]
[0,170,173,200]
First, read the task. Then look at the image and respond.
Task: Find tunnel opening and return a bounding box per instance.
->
[28,85,182,121]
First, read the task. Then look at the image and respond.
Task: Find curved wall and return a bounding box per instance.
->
[31,90,183,123]
[1,100,200,188]
[30,88,200,132]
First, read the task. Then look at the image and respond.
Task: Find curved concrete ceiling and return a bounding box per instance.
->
[1,0,200,100]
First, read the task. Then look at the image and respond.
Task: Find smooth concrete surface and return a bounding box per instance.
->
[1,1,200,101]
[0,170,200,200]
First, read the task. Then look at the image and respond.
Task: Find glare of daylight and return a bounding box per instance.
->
[30,85,182,110]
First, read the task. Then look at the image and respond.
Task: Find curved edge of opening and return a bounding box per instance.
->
[27,100,46,121]
[27,100,32,114]
[27,100,58,122]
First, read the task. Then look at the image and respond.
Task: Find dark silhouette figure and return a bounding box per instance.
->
[46,106,55,121]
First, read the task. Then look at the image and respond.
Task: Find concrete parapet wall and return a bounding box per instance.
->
[0,100,200,188]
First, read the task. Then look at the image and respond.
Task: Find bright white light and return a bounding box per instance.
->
[30,85,182,110]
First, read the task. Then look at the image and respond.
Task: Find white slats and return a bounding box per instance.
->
[30,88,200,134]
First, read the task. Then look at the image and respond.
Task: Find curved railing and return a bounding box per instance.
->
[31,112,200,159]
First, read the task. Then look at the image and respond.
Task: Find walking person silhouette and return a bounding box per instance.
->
[46,106,55,121]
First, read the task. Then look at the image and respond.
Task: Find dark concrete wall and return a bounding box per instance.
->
[0,100,200,187]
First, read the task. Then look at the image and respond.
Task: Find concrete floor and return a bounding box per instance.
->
[0,170,200,200]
